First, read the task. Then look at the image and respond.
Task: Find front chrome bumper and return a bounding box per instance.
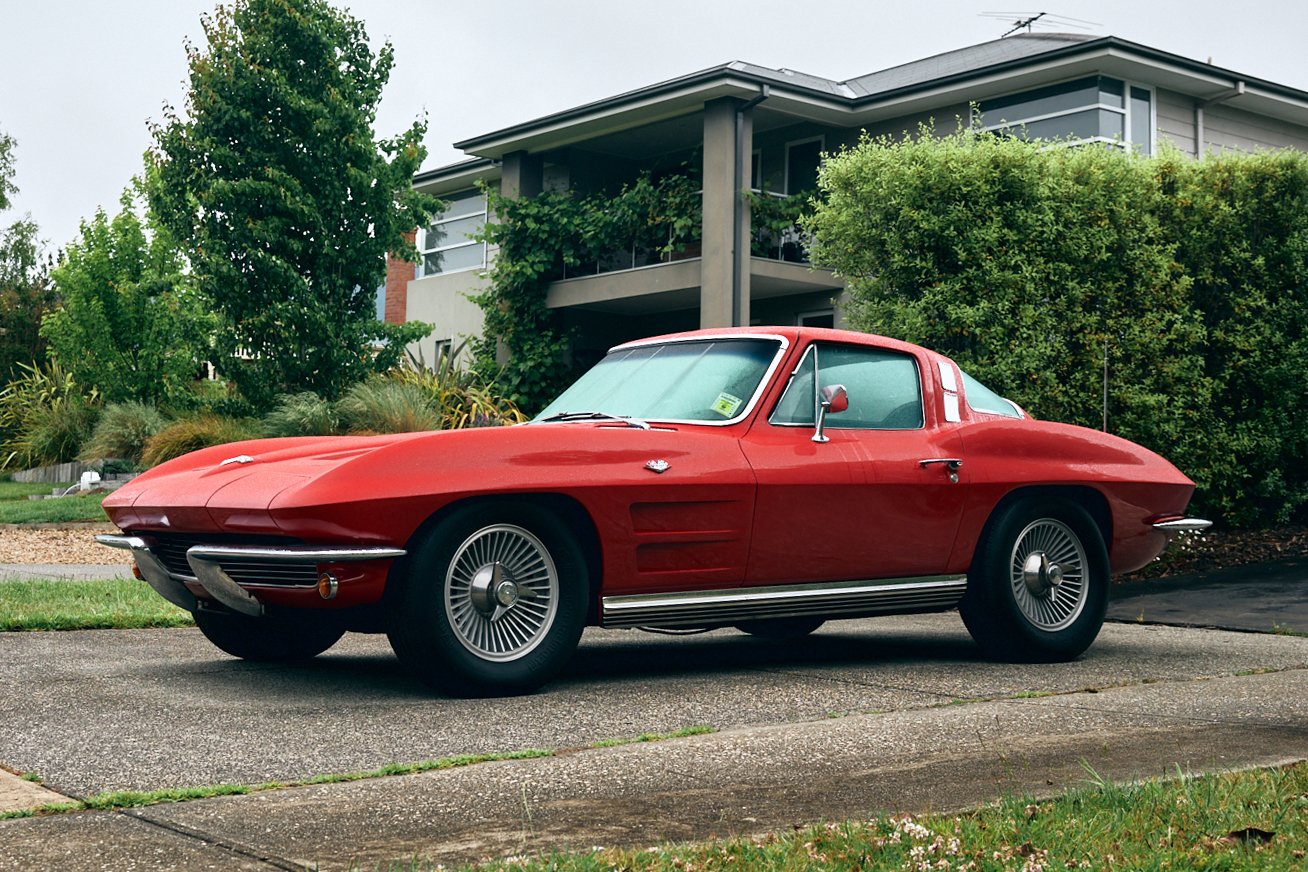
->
[1151,518,1214,532]
[95,534,405,617]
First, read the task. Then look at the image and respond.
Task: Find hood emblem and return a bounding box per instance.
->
[644,460,670,474]
[220,455,255,466]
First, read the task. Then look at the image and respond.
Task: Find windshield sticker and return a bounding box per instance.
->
[711,392,743,418]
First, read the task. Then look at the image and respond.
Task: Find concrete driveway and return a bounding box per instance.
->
[2,613,1308,870]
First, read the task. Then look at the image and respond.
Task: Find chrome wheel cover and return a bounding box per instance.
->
[1008,518,1089,632]
[444,524,559,662]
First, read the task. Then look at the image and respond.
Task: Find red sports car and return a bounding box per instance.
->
[99,327,1208,696]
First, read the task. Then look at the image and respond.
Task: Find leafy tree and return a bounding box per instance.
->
[148,0,437,410]
[0,128,16,211]
[40,189,210,405]
[0,129,57,380]
[0,217,57,380]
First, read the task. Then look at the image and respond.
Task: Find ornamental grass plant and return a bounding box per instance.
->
[141,414,263,467]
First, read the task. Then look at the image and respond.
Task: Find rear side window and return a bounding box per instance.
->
[771,343,923,430]
[960,370,1023,419]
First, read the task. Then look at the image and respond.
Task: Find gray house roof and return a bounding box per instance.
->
[428,32,1308,170]
[844,33,1094,97]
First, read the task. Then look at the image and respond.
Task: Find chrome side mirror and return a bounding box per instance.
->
[812,384,847,443]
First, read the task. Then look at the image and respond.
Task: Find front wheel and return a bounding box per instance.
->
[959,497,1109,662]
[193,607,345,662]
[388,503,588,697]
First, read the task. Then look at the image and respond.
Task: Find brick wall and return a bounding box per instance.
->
[384,229,418,324]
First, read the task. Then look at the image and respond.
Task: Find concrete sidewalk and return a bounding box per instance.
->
[2,668,1306,871]
[3,560,1307,870]
[0,563,131,581]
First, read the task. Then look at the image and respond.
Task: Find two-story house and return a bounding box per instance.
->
[385,32,1308,365]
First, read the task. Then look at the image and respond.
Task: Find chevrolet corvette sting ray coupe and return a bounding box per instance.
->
[98,327,1209,696]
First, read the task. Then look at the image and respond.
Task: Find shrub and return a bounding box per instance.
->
[806,129,1308,526]
[336,380,442,435]
[79,402,167,464]
[390,342,526,429]
[0,361,100,470]
[262,392,341,438]
[141,415,262,467]
[9,396,100,470]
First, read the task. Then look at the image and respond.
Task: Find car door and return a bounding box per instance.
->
[740,341,969,585]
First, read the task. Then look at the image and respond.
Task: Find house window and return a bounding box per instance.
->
[785,136,824,195]
[976,76,1153,154]
[418,189,486,277]
[798,309,834,329]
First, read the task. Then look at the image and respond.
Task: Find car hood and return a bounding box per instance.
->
[103,423,751,541]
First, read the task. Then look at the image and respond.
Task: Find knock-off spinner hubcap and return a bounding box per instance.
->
[1022,551,1064,596]
[445,524,558,662]
[1009,518,1089,632]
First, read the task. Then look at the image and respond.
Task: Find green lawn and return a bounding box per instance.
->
[0,577,193,630]
[0,481,75,501]
[0,491,109,524]
[433,763,1307,872]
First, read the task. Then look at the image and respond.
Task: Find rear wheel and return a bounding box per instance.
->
[959,497,1108,662]
[388,502,588,697]
[735,617,825,639]
[193,608,345,662]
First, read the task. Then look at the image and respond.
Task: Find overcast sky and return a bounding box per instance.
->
[3,0,1306,252]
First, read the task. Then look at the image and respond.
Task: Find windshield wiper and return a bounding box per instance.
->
[536,411,651,429]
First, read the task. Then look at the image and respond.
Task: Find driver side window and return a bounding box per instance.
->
[770,343,924,430]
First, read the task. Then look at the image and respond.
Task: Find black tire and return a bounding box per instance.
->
[193,608,345,662]
[735,617,826,639]
[387,502,588,697]
[959,497,1109,662]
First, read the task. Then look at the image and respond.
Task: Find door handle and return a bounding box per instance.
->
[919,458,962,483]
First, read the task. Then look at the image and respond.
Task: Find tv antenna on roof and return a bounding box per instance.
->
[979,11,1100,37]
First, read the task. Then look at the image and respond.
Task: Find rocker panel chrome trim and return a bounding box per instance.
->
[601,574,968,629]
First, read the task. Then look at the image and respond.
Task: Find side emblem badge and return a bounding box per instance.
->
[220,455,255,466]
[644,460,671,474]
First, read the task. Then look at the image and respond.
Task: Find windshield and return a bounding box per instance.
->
[535,338,782,424]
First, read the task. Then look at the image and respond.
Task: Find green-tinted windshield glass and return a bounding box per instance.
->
[535,338,781,423]
[960,370,1023,418]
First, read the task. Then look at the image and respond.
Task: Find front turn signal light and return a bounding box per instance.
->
[318,572,338,600]
[132,563,142,580]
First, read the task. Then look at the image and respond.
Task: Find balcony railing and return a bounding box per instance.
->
[554,188,812,282]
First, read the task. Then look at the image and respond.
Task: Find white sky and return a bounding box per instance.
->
[2,0,1306,252]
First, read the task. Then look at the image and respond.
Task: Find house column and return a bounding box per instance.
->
[701,98,746,328]
[501,150,543,200]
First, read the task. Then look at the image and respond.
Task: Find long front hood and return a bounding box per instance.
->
[102,434,425,536]
[102,423,751,546]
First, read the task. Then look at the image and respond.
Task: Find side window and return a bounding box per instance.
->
[770,344,923,429]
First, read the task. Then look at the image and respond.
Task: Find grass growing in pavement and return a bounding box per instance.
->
[0,577,193,631]
[0,491,108,524]
[352,762,1308,871]
[0,738,715,820]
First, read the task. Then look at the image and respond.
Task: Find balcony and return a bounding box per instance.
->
[543,189,840,315]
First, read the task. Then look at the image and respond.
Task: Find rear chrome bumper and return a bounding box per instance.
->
[1151,518,1213,532]
[95,534,405,617]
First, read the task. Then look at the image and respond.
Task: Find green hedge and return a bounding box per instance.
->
[807,131,1308,527]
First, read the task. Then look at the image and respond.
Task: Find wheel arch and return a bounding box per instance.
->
[386,493,604,618]
[972,485,1112,572]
